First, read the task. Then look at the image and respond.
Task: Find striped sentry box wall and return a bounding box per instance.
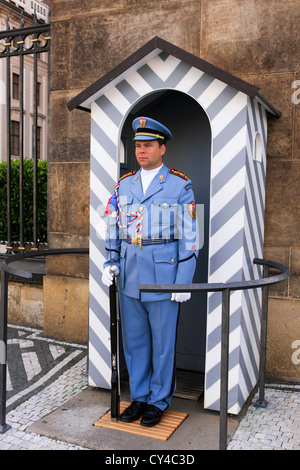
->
[71,38,279,414]
[205,96,268,414]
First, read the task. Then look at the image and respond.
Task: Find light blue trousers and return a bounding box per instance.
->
[119,293,179,411]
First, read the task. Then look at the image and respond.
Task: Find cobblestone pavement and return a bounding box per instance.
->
[228,384,300,450]
[0,324,89,450]
[0,324,299,450]
[6,324,87,414]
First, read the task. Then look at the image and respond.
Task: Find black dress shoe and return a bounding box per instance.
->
[120,401,147,423]
[141,405,163,427]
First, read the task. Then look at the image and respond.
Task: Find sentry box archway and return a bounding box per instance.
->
[68,37,280,415]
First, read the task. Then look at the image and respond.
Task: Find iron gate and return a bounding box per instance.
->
[0,10,50,252]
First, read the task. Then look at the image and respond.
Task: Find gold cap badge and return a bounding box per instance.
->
[139,118,147,128]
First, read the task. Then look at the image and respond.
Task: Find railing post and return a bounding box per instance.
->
[5,32,12,252]
[0,266,11,433]
[19,14,25,248]
[255,264,269,408]
[219,288,230,450]
[32,25,38,248]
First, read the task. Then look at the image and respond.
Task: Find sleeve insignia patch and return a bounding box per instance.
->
[184,182,192,191]
[188,201,196,220]
[169,168,190,181]
[118,170,137,182]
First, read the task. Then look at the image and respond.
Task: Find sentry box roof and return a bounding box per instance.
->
[67,36,281,118]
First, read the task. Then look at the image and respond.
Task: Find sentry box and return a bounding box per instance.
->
[68,37,280,415]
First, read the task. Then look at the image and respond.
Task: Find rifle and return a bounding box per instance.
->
[106,195,120,421]
[109,268,120,421]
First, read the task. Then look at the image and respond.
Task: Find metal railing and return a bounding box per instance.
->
[140,258,291,450]
[0,251,290,450]
[0,11,50,251]
[0,248,88,434]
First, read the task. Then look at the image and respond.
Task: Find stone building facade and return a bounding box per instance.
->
[45,0,300,382]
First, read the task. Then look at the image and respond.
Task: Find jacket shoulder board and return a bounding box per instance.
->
[118,170,137,182]
[169,168,190,181]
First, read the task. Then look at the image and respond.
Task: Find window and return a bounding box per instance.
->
[32,125,42,159]
[253,132,262,163]
[12,73,19,100]
[11,121,20,156]
[37,82,41,107]
[37,126,41,159]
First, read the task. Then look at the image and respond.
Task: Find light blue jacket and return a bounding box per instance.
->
[104,163,198,301]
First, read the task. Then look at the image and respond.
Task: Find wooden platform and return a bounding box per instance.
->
[94,401,188,441]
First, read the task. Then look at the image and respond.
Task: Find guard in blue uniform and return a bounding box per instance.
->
[102,117,198,427]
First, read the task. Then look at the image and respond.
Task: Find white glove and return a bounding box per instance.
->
[171,293,191,303]
[101,265,120,287]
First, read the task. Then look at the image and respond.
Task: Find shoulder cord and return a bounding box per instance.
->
[113,183,143,239]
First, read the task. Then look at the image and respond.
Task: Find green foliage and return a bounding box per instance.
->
[0,159,47,243]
